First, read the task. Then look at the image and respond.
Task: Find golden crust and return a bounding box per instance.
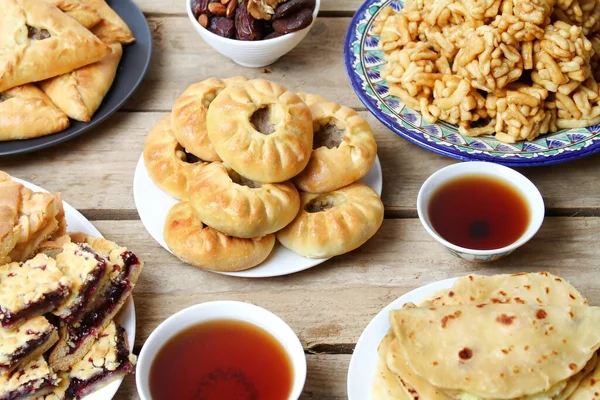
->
[0,84,69,141]
[40,43,123,122]
[207,79,313,183]
[171,77,248,162]
[294,93,378,193]
[0,0,111,92]
[81,0,135,44]
[277,182,384,258]
[189,162,300,238]
[45,0,101,29]
[0,172,22,262]
[144,115,207,200]
[164,201,275,272]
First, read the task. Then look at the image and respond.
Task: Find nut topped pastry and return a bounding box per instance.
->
[0,356,58,400]
[0,254,71,329]
[0,316,58,374]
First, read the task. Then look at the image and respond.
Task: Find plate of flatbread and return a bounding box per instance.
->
[348,272,600,400]
[0,0,152,156]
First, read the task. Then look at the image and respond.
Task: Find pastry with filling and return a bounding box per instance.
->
[65,321,136,399]
[44,0,101,29]
[0,85,70,142]
[0,254,71,329]
[37,372,70,400]
[49,238,142,371]
[40,43,123,123]
[0,356,58,400]
[277,182,384,258]
[0,316,58,374]
[0,0,110,92]
[164,201,276,272]
[0,173,23,264]
[80,0,135,44]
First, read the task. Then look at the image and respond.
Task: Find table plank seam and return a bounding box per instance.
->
[142,11,356,18]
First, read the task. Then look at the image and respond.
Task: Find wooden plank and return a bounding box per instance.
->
[135,0,362,14]
[113,354,350,399]
[89,217,600,349]
[2,112,600,214]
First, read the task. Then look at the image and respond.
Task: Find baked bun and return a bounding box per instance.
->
[143,115,206,200]
[189,162,300,238]
[206,79,313,183]
[294,93,377,193]
[277,182,384,258]
[172,77,247,162]
[164,201,275,272]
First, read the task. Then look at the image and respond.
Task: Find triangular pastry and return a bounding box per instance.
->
[80,0,135,44]
[0,0,111,92]
[40,43,123,122]
[0,84,69,141]
[45,0,102,29]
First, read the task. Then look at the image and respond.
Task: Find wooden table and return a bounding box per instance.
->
[2,1,600,398]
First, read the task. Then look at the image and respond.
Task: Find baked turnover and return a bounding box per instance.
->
[294,93,377,193]
[164,202,276,272]
[80,0,135,44]
[277,182,384,258]
[172,76,247,162]
[0,356,58,400]
[206,79,313,183]
[144,115,207,200]
[45,0,102,29]
[189,162,300,238]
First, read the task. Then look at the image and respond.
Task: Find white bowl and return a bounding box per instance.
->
[136,301,307,399]
[186,0,321,68]
[416,162,545,262]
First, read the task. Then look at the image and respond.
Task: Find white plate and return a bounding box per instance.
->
[12,177,135,400]
[133,154,383,278]
[347,278,457,400]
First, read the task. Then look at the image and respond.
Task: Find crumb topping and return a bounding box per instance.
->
[0,356,57,398]
[0,316,54,366]
[40,372,69,400]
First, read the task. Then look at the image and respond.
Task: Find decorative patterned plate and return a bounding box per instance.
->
[343,0,600,166]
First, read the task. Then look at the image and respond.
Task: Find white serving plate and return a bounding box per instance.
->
[13,177,135,400]
[133,154,383,278]
[347,278,457,400]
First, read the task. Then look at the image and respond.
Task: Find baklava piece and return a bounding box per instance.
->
[66,322,136,399]
[0,316,58,374]
[53,243,110,324]
[0,356,58,400]
[0,254,71,329]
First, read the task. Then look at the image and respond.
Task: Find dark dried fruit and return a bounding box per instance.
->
[226,0,238,18]
[192,0,209,17]
[264,31,284,39]
[272,7,312,34]
[273,0,316,20]
[198,13,209,28]
[208,2,227,15]
[235,0,263,40]
[209,16,236,38]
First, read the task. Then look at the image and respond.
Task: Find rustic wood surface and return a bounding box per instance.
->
[2,0,600,398]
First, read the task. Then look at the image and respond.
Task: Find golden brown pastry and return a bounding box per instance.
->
[80,0,135,44]
[0,85,70,141]
[144,115,207,200]
[0,0,111,92]
[189,162,300,238]
[277,182,384,258]
[171,77,248,162]
[164,202,275,272]
[0,172,22,264]
[294,93,377,193]
[39,43,123,122]
[45,0,101,29]
[206,79,313,183]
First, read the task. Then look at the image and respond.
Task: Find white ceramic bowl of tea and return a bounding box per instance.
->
[417,162,545,262]
[136,301,306,399]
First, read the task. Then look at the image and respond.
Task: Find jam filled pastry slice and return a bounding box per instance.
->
[66,321,136,399]
[0,254,71,329]
[37,372,70,400]
[0,316,58,374]
[0,356,59,400]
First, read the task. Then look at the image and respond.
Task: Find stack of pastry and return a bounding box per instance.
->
[0,0,135,142]
[0,172,143,400]
[144,77,384,272]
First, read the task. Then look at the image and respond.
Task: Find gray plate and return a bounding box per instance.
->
[0,0,152,156]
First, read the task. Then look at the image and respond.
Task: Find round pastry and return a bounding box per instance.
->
[164,201,275,272]
[277,182,384,258]
[143,115,207,200]
[206,79,313,183]
[189,162,300,238]
[171,76,247,162]
[294,93,378,193]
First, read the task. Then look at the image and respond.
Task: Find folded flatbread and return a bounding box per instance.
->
[40,43,123,122]
[80,0,135,44]
[569,351,600,400]
[45,0,101,28]
[0,0,110,92]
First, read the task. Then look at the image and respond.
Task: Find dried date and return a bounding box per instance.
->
[264,31,284,39]
[192,0,209,18]
[272,7,312,34]
[235,0,263,40]
[273,0,315,20]
[209,16,236,38]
